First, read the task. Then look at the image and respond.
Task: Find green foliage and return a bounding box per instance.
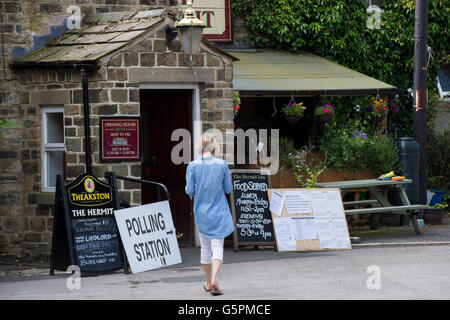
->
[427,129,449,190]
[318,124,399,175]
[233,90,241,106]
[231,0,450,136]
[281,101,306,117]
[279,136,297,170]
[364,135,400,174]
[292,145,327,188]
[319,128,367,171]
[426,89,448,195]
[428,203,447,209]
[314,104,335,116]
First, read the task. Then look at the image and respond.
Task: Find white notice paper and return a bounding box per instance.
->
[273,217,297,251]
[310,189,351,249]
[293,217,318,240]
[284,191,312,214]
[332,219,351,249]
[314,219,335,249]
[269,190,285,216]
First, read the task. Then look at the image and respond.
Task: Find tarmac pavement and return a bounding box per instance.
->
[0,216,449,300]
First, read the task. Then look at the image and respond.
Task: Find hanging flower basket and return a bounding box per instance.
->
[285,114,303,123]
[281,99,306,124]
[315,104,336,124]
[319,113,334,124]
[367,97,389,123]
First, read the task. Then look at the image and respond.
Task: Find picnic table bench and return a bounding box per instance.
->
[316,179,426,235]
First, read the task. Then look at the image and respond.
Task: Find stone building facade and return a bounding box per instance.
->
[0,2,235,259]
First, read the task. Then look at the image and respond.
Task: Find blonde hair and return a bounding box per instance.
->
[196,133,219,156]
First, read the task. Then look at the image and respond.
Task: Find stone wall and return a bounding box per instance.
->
[0,7,234,259]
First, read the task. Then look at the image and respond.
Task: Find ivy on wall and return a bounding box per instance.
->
[231,0,450,136]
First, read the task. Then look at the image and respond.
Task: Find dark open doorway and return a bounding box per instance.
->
[141,89,194,246]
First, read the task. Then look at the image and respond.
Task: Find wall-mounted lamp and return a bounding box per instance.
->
[166,0,206,66]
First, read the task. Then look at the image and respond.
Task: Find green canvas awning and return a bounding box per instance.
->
[226,49,398,96]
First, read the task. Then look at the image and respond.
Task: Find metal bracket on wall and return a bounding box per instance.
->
[165,26,178,47]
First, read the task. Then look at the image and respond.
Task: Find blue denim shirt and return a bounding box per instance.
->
[185,156,234,239]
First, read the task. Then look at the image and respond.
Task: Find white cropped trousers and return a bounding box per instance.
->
[198,232,224,265]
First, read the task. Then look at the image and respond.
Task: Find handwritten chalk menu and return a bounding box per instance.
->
[268,188,351,252]
[67,174,122,273]
[50,174,125,275]
[114,201,182,273]
[229,170,275,249]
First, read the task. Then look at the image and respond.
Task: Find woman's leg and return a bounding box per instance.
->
[199,233,213,290]
[210,238,224,291]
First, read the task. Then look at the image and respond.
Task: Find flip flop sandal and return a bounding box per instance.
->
[203,284,213,293]
[210,288,223,296]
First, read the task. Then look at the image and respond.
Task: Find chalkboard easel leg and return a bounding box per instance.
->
[50,176,64,276]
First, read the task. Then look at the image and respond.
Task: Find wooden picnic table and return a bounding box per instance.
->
[316,179,426,235]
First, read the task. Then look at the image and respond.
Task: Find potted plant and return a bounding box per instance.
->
[423,203,447,225]
[281,101,306,123]
[314,104,336,124]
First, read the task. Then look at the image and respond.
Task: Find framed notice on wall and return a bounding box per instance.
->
[99,117,142,162]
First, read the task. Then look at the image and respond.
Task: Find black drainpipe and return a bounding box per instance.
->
[81,68,92,175]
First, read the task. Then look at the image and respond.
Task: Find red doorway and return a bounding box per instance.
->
[140,89,193,246]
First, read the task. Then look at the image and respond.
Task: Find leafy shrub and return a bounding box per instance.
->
[319,126,399,175]
[292,145,327,188]
[427,129,450,191]
[279,137,297,170]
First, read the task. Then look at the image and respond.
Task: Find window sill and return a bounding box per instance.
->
[37,192,56,206]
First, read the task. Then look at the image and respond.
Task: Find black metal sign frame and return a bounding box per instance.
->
[50,173,129,276]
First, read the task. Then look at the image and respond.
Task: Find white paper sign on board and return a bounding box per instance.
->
[114,201,182,273]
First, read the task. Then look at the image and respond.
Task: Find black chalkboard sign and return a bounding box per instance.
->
[229,170,275,251]
[50,173,128,275]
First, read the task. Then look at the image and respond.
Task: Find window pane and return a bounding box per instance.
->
[46,151,64,188]
[46,112,64,144]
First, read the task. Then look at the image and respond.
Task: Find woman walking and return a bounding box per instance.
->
[185,134,234,296]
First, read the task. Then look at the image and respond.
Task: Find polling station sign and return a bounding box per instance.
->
[114,201,182,273]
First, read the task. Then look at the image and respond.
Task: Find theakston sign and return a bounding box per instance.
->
[114,201,182,273]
